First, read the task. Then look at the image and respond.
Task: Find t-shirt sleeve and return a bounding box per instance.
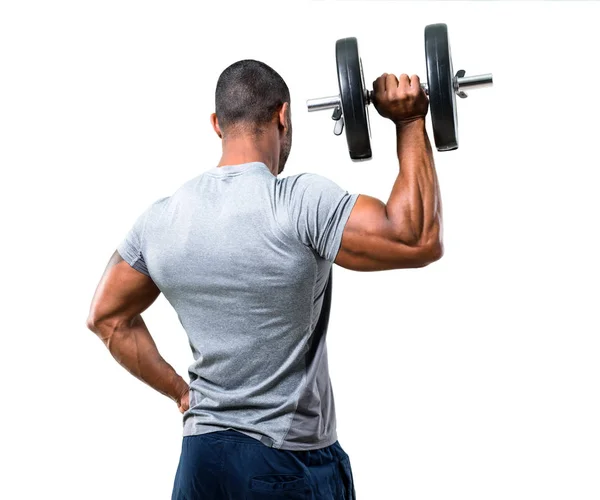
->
[117,208,150,276]
[116,198,169,276]
[282,173,359,262]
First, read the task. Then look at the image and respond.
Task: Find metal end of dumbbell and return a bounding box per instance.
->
[454,70,493,99]
[306,95,341,112]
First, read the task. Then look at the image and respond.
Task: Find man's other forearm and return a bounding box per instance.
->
[385,117,443,249]
[91,314,189,403]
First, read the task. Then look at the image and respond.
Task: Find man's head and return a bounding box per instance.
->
[211,60,292,175]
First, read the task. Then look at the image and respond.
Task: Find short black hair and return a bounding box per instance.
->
[215,59,290,134]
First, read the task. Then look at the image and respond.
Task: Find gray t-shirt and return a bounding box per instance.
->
[117,162,359,450]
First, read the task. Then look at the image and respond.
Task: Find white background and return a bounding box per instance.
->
[1,1,599,499]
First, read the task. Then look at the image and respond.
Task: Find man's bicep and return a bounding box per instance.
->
[88,250,161,327]
[334,194,430,271]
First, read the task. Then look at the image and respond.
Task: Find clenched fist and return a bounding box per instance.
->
[372,73,429,124]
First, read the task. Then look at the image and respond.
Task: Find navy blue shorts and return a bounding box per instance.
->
[171,429,356,499]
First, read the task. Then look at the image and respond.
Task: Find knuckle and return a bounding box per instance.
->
[387,91,400,103]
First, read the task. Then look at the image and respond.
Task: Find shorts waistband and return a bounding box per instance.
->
[188,429,275,447]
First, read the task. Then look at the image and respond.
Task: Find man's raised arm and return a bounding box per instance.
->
[335,73,443,272]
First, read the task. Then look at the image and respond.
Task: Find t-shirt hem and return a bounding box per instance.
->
[117,241,140,269]
[279,431,339,451]
[117,241,150,276]
[182,420,338,451]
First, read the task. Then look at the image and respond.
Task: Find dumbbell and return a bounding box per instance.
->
[306,23,493,160]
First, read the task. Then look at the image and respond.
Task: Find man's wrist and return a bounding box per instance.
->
[170,374,190,404]
[394,116,426,131]
[394,116,428,161]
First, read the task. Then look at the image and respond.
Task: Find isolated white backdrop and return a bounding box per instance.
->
[1,1,599,499]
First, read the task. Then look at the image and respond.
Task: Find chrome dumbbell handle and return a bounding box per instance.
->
[307,72,493,111]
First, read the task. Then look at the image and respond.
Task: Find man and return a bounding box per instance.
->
[87,59,442,499]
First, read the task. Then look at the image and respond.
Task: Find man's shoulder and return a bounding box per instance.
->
[150,195,171,210]
[140,196,171,228]
[279,171,326,181]
[277,171,337,191]
[167,172,207,201]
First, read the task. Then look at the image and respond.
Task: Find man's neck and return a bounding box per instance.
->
[218,136,279,176]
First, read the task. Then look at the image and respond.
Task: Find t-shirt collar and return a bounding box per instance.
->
[206,162,270,177]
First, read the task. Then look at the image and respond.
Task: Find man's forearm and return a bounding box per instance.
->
[91,314,189,403]
[385,117,442,248]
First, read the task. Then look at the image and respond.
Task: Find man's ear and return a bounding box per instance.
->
[210,113,222,139]
[278,103,290,133]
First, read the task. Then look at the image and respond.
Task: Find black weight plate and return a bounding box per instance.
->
[425,23,458,151]
[336,37,372,161]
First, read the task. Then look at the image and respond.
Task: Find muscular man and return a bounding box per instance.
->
[87,60,442,499]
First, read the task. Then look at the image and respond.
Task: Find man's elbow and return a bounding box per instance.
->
[414,239,444,268]
[86,312,119,337]
[86,314,101,334]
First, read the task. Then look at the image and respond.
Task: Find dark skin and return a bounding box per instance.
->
[210,102,292,175]
[86,73,442,413]
[87,251,191,413]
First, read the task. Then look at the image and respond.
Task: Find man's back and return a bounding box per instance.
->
[117,161,359,450]
[87,60,442,498]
